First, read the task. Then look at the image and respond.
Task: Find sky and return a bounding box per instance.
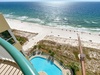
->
[0,0,100,2]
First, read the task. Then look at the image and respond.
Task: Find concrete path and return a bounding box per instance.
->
[22,32,47,52]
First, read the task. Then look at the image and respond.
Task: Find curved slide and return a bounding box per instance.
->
[0,38,39,75]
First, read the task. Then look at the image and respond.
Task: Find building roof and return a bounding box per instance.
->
[0,14,10,33]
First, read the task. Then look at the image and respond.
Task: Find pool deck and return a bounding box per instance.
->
[39,71,47,75]
[29,55,72,75]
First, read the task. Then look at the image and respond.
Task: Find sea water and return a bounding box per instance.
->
[0,2,100,32]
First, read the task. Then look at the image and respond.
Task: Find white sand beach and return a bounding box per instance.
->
[6,18,100,51]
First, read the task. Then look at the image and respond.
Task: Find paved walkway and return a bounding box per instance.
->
[22,32,47,52]
[39,71,47,75]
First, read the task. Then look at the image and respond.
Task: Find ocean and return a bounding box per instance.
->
[0,2,100,32]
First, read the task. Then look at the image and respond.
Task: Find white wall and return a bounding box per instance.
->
[0,45,14,60]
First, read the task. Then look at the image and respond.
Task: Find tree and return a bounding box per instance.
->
[60,60,63,65]
[38,45,41,49]
[50,52,55,57]
[33,45,37,49]
[66,62,79,75]
[49,50,52,54]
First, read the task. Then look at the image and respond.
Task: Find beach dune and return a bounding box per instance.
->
[6,18,100,51]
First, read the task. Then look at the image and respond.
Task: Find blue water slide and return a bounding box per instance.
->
[0,38,39,75]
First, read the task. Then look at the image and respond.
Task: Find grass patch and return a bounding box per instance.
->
[15,35,28,45]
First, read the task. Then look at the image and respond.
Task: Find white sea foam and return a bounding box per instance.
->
[78,25,82,27]
[84,19,98,24]
[54,17,60,21]
[4,14,29,21]
[4,14,100,33]
[4,14,44,24]
[45,22,97,33]
[91,21,98,24]
[17,16,28,20]
[84,20,91,24]
[27,18,43,23]
[27,18,39,22]
[4,14,14,18]
[47,23,58,27]
[64,17,68,21]
[89,28,100,31]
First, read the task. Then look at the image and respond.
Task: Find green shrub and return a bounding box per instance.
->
[15,35,28,45]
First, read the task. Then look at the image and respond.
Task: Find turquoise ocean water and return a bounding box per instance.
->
[0,2,100,32]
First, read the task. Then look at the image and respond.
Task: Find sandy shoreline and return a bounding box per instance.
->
[6,18,100,51]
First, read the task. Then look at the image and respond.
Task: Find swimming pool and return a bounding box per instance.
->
[30,56,62,75]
